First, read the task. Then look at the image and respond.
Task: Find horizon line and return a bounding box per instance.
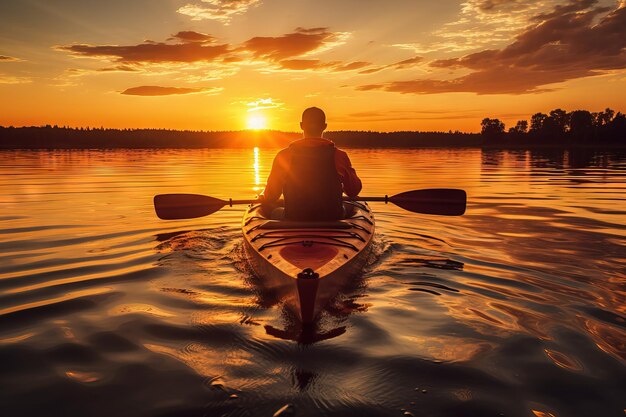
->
[0,125,480,135]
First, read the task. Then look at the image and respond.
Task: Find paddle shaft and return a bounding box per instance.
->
[225,196,439,204]
[229,199,257,205]
[154,188,466,220]
[350,196,389,203]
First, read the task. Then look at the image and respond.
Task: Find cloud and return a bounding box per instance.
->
[177,0,261,24]
[58,27,365,79]
[392,56,424,69]
[0,55,21,62]
[531,0,599,20]
[277,59,369,72]
[55,65,145,84]
[335,109,486,123]
[0,74,32,84]
[121,86,222,96]
[333,61,370,71]
[58,31,229,63]
[359,1,626,95]
[58,27,356,73]
[476,0,524,12]
[97,65,138,72]
[278,59,327,70]
[236,27,361,72]
[359,56,423,74]
[395,0,575,55]
[244,97,284,112]
[168,31,215,43]
[241,27,348,61]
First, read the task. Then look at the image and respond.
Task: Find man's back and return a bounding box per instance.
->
[261,108,362,220]
[283,140,343,220]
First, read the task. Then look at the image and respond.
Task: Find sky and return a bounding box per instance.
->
[0,0,625,132]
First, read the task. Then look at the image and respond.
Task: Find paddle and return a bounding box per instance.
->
[352,189,466,216]
[153,194,256,220]
[154,189,466,220]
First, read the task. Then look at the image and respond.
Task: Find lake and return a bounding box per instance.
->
[0,148,624,417]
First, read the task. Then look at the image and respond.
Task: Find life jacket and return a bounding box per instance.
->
[283,142,343,221]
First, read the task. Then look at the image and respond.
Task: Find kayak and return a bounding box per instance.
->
[154,189,464,323]
[242,201,375,323]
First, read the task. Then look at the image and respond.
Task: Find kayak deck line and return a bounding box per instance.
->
[259,239,360,252]
[253,231,366,252]
[251,230,366,243]
[242,201,375,323]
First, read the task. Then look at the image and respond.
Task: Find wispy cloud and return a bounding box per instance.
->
[359,56,423,74]
[0,74,32,84]
[244,97,284,112]
[240,27,349,61]
[0,55,21,62]
[168,31,215,43]
[177,0,261,25]
[276,59,369,72]
[58,28,359,74]
[359,1,626,95]
[97,65,139,73]
[121,85,222,96]
[57,31,229,63]
[394,0,575,55]
[337,109,486,122]
[237,27,362,72]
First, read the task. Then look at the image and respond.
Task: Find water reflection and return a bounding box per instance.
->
[253,146,261,192]
[0,149,624,417]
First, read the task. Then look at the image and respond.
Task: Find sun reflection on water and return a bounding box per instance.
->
[253,146,261,192]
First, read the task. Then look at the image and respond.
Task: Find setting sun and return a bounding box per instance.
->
[247,115,267,130]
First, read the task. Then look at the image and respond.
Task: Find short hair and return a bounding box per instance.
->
[301,107,326,126]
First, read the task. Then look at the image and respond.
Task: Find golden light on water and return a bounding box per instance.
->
[253,147,261,191]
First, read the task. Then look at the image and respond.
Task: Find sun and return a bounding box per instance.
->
[246,115,267,130]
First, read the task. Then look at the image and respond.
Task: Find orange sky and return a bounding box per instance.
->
[0,0,625,132]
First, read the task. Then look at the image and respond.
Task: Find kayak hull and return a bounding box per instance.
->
[242,202,375,323]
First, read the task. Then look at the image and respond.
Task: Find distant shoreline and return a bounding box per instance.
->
[0,126,624,150]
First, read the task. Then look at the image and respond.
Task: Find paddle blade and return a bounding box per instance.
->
[154,194,226,220]
[389,189,466,216]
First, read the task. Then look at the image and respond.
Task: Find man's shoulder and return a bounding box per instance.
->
[290,138,335,148]
[271,147,291,165]
[334,146,350,160]
[275,146,291,157]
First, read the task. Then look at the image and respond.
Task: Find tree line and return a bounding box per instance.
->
[0,125,481,149]
[481,108,625,145]
[0,109,623,149]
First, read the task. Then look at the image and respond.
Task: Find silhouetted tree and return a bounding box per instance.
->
[530,113,547,133]
[508,120,528,134]
[516,120,528,134]
[594,108,615,127]
[529,110,569,143]
[481,118,505,142]
[549,109,569,134]
[508,120,528,140]
[606,112,626,142]
[1,107,623,150]
[0,126,483,149]
[569,110,594,142]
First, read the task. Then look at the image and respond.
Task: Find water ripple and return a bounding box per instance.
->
[0,149,624,417]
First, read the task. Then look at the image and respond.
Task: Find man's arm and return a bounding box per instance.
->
[261,149,290,202]
[335,149,362,198]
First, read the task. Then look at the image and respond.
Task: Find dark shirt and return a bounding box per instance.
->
[263,138,362,202]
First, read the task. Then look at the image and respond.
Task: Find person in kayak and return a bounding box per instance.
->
[260,107,362,221]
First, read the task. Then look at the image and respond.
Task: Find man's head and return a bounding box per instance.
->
[300,107,327,138]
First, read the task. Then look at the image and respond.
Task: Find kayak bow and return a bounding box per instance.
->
[242,201,375,323]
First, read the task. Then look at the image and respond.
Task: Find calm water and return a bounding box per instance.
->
[1,148,625,417]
